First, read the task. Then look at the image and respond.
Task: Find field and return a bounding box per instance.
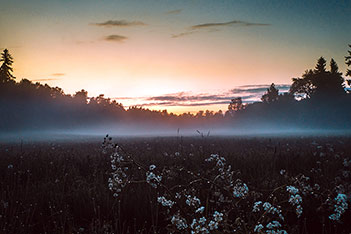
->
[1,135,351,234]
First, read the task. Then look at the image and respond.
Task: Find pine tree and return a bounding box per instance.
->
[0,49,15,84]
[290,57,345,99]
[345,44,351,86]
[330,58,340,74]
[314,57,327,73]
[328,59,345,95]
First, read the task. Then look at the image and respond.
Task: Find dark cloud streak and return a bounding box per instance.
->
[172,19,270,38]
[112,84,290,108]
[231,84,290,95]
[165,9,182,15]
[104,35,128,42]
[92,20,147,27]
[191,20,270,30]
[171,31,196,38]
[31,78,59,82]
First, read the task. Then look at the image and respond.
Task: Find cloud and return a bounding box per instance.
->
[146,93,257,106]
[51,73,65,77]
[172,19,270,38]
[191,20,270,30]
[113,84,290,108]
[171,31,196,38]
[104,35,128,42]
[92,20,147,27]
[31,78,59,82]
[148,93,229,102]
[137,100,230,107]
[165,9,182,15]
[230,84,290,95]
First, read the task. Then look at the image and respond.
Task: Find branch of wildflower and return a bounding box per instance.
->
[117,145,149,172]
[189,170,231,193]
[117,144,191,216]
[256,184,287,224]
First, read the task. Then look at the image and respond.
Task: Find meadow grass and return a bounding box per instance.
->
[0,136,350,233]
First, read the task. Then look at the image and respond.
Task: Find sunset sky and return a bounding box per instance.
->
[1,0,350,113]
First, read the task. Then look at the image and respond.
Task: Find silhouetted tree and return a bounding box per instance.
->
[314,57,327,74]
[290,69,315,99]
[214,110,223,117]
[0,49,15,84]
[290,57,345,99]
[195,110,204,118]
[330,58,339,74]
[74,89,88,104]
[261,83,279,103]
[328,59,345,95]
[345,44,351,86]
[227,97,244,116]
[205,110,214,118]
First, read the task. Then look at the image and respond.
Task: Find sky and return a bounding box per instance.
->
[1,0,350,113]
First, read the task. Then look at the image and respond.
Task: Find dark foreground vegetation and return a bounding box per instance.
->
[1,136,351,234]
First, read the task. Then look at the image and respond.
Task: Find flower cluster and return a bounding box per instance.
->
[287,186,303,218]
[329,193,348,221]
[210,211,223,230]
[171,213,188,230]
[186,195,201,207]
[146,165,162,188]
[265,221,287,234]
[190,217,209,234]
[254,221,287,234]
[263,202,284,221]
[233,180,249,198]
[205,153,226,171]
[252,200,285,233]
[104,137,130,198]
[157,196,175,208]
[294,175,313,195]
[190,211,224,234]
[254,202,283,218]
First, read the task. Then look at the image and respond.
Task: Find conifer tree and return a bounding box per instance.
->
[314,57,327,74]
[0,49,15,84]
[345,44,351,86]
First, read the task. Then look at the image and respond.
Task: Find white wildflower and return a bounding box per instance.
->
[213,211,223,222]
[186,195,201,207]
[149,164,156,171]
[329,193,348,221]
[253,201,262,212]
[254,224,264,232]
[233,180,249,198]
[157,196,175,208]
[171,214,188,230]
[195,206,205,214]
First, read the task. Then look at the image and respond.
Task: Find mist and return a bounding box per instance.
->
[1,120,350,144]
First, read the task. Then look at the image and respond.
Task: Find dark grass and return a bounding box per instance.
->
[1,136,351,233]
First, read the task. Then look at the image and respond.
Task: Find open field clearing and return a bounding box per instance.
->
[1,136,351,234]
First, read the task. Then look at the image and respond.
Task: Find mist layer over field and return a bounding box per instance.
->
[1,125,351,143]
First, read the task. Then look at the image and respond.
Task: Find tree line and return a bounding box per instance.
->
[1,46,351,132]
